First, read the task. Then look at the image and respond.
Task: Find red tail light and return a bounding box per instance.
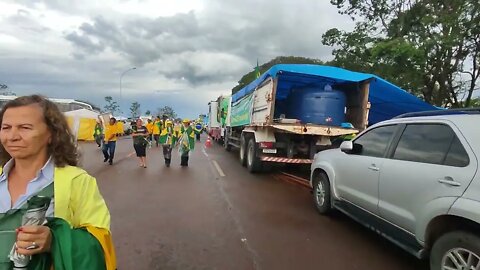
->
[259,142,274,149]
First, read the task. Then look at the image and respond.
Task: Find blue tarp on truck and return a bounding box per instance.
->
[231,64,438,125]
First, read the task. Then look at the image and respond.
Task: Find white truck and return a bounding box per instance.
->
[207,100,221,141]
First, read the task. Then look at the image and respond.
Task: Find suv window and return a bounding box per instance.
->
[393,124,469,166]
[444,136,470,167]
[353,125,397,158]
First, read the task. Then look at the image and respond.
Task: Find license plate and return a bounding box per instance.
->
[262,149,277,154]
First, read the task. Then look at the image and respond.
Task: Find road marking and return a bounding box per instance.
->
[202,147,209,157]
[212,160,226,177]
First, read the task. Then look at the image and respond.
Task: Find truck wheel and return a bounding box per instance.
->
[239,135,247,167]
[430,231,480,270]
[224,131,231,152]
[247,138,262,173]
[313,172,331,215]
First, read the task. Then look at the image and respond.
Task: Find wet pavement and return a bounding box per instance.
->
[79,135,429,270]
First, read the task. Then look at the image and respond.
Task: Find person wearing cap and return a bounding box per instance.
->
[159,119,176,167]
[178,119,195,167]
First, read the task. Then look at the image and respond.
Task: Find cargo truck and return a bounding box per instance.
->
[222,64,437,173]
[207,100,221,140]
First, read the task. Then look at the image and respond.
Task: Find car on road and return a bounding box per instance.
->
[310,109,480,270]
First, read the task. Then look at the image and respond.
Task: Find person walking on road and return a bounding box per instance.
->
[193,120,203,142]
[179,119,195,167]
[93,121,103,147]
[0,95,116,270]
[103,117,117,165]
[159,119,176,167]
[132,119,149,168]
[152,116,161,147]
[146,119,154,143]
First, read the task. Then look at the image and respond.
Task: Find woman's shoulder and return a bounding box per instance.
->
[54,165,93,181]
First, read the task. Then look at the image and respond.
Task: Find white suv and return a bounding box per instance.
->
[310,110,480,270]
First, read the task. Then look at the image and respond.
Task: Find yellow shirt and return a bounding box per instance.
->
[104,124,117,142]
[153,120,161,135]
[146,122,154,134]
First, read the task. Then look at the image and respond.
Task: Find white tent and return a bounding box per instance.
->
[64,109,100,141]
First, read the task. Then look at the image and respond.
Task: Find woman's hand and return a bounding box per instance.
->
[16,225,52,255]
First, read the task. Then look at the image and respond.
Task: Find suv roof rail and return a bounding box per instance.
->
[394,107,480,119]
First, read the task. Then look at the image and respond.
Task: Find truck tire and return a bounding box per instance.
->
[430,231,480,270]
[312,172,332,215]
[224,131,232,152]
[239,135,247,167]
[247,138,262,173]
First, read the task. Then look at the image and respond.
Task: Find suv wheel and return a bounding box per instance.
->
[313,172,331,215]
[430,231,480,270]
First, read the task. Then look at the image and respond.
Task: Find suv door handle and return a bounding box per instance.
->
[368,165,380,172]
[438,178,461,187]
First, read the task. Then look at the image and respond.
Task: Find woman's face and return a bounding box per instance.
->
[0,104,52,160]
[136,119,142,126]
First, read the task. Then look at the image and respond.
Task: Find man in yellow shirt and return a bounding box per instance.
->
[152,116,161,147]
[146,119,154,142]
[103,117,118,165]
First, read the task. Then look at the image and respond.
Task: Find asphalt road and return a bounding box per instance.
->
[79,135,429,270]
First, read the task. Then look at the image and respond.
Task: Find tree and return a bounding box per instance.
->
[467,97,480,107]
[156,106,177,119]
[145,110,151,116]
[129,101,141,119]
[231,56,324,94]
[103,96,120,115]
[0,84,16,96]
[323,0,480,108]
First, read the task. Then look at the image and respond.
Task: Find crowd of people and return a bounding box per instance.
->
[94,114,204,168]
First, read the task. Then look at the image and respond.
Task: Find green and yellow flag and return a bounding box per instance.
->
[254,59,261,79]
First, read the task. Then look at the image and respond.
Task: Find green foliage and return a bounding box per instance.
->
[465,97,480,107]
[231,56,324,94]
[129,101,141,119]
[145,110,151,116]
[103,96,120,114]
[156,106,177,119]
[324,0,480,107]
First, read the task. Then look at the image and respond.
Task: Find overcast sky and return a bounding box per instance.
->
[0,0,353,118]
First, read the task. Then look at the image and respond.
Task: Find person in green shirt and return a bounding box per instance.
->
[159,119,176,167]
[178,119,195,167]
[93,121,103,147]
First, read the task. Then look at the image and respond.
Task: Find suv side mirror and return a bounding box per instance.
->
[340,141,353,153]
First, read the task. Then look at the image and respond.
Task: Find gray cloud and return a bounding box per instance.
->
[1,0,353,117]
[63,0,350,86]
